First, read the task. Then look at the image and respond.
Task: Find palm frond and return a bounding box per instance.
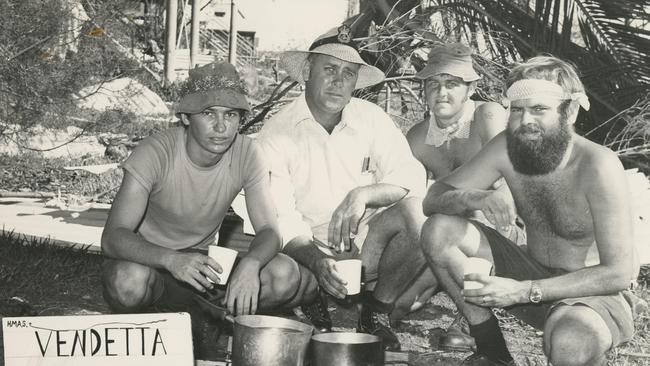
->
[353,0,648,144]
[421,0,650,138]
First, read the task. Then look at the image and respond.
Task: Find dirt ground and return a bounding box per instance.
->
[1,236,647,366]
[1,273,545,366]
[322,293,546,366]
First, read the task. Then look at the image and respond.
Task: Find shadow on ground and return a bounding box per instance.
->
[5,232,649,365]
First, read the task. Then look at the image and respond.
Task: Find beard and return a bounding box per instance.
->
[506,118,571,175]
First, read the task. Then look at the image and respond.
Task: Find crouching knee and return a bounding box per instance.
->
[102,260,154,312]
[546,308,611,366]
[395,196,426,221]
[261,254,300,303]
[420,214,464,265]
[548,331,607,366]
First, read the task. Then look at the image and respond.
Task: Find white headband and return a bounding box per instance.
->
[502,79,590,111]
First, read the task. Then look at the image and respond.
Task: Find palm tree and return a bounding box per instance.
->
[355,0,650,142]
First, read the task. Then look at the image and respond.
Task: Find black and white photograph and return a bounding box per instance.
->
[0,0,649,365]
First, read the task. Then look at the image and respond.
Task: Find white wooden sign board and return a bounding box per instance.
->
[2,312,193,366]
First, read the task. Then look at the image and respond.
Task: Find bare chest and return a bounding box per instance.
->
[511,176,592,241]
[417,136,482,179]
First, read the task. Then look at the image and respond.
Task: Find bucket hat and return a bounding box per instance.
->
[415,43,480,82]
[280,25,385,89]
[176,61,250,117]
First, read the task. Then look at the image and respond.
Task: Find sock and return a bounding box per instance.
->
[469,315,513,363]
[362,291,394,314]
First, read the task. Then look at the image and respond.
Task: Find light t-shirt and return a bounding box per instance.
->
[122,127,270,250]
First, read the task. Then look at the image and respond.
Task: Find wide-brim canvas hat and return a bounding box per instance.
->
[280,25,385,89]
[415,43,480,82]
[176,61,250,118]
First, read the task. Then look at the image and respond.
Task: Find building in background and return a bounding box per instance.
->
[175,0,257,72]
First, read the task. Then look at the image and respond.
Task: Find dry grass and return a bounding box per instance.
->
[0,231,107,316]
[0,231,648,365]
[612,285,650,366]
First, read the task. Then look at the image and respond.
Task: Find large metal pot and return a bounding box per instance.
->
[230,314,314,366]
[311,332,383,366]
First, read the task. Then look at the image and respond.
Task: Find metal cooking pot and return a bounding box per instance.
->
[311,332,383,366]
[229,314,314,366]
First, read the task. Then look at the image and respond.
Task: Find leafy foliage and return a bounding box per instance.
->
[0,153,123,203]
[351,0,648,138]
[91,108,171,137]
[0,0,141,133]
[430,0,650,139]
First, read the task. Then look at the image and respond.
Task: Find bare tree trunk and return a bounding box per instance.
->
[164,0,178,84]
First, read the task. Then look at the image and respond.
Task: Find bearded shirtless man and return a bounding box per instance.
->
[419,56,639,365]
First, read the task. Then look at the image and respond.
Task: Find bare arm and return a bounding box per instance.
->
[102,172,222,291]
[225,174,281,315]
[283,236,326,272]
[475,102,508,145]
[423,134,511,221]
[424,181,491,215]
[328,183,408,251]
[284,180,410,298]
[473,105,519,231]
[408,121,441,181]
[534,149,636,299]
[406,121,427,163]
[242,180,281,268]
[360,183,409,207]
[102,172,178,268]
[465,147,637,306]
[283,236,347,299]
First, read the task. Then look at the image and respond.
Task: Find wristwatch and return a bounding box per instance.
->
[529,281,543,304]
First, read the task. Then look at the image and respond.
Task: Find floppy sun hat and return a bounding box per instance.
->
[176,61,250,118]
[280,25,385,89]
[415,43,480,82]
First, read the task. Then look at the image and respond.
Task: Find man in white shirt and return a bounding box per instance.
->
[259,25,427,351]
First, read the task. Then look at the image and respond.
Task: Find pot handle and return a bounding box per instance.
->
[193,294,234,322]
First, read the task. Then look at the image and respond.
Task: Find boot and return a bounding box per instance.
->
[300,288,332,333]
[357,292,401,351]
[439,313,476,352]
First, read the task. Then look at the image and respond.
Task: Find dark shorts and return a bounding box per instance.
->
[472,221,635,347]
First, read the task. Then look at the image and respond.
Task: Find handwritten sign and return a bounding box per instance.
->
[2,312,193,366]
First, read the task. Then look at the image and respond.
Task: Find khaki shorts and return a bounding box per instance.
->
[473,220,635,347]
[471,210,527,245]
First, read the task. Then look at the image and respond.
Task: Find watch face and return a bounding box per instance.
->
[530,286,543,303]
